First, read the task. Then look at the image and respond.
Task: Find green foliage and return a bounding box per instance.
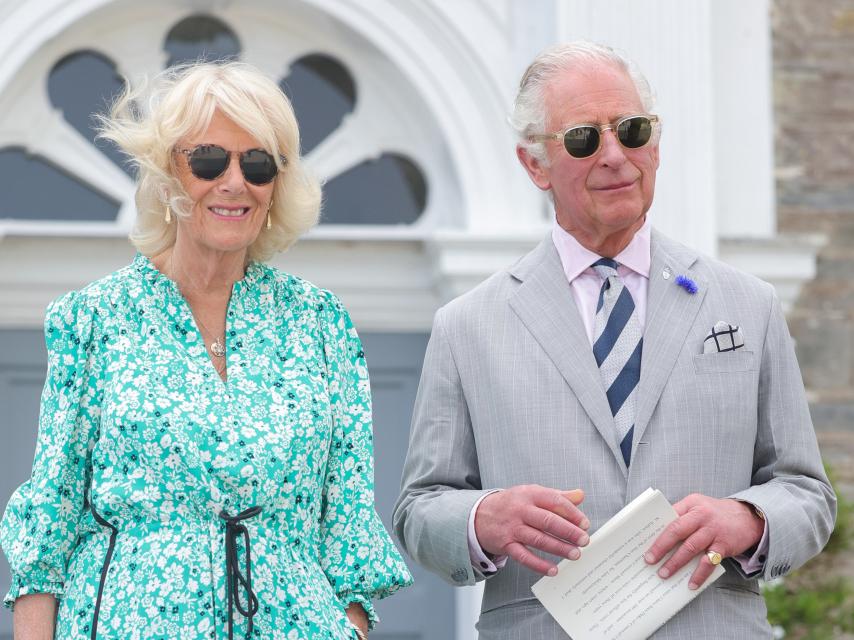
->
[823,465,852,556]
[764,577,854,639]
[763,464,854,639]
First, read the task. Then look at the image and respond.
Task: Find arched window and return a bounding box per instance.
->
[0,12,434,228]
[0,147,119,221]
[164,15,241,67]
[281,54,356,155]
[323,154,427,225]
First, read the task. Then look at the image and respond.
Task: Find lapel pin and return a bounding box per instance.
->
[662,266,672,280]
[675,275,698,294]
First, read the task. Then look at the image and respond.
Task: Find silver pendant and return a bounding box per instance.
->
[210,338,226,358]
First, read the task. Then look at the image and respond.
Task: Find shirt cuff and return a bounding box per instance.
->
[733,518,769,575]
[467,490,508,574]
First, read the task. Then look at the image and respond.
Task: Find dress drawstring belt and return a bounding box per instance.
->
[219,506,263,639]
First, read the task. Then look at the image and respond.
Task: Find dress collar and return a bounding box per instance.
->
[132,252,267,297]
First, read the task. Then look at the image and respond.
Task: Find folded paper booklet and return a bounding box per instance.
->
[531,488,725,640]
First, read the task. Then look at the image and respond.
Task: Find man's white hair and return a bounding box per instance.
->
[509,41,657,165]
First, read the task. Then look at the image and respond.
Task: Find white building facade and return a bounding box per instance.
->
[0,1,820,638]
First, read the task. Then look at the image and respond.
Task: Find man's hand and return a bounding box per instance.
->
[474,485,590,576]
[643,494,765,589]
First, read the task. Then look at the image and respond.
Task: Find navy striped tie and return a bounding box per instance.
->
[592,258,642,467]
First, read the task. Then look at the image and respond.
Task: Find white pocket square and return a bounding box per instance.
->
[703,321,745,354]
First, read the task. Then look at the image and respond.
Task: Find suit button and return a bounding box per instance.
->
[451,568,468,584]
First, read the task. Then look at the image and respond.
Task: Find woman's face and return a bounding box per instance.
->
[172,110,275,258]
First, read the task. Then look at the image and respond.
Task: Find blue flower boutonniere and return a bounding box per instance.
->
[675,275,698,294]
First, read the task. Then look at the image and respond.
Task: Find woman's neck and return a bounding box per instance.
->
[157,242,247,297]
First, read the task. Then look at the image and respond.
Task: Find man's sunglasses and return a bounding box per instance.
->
[175,144,285,185]
[529,114,659,159]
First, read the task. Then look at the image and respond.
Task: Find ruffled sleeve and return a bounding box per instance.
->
[317,292,412,628]
[0,291,102,608]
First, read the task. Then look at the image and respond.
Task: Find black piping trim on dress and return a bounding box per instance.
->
[90,503,118,640]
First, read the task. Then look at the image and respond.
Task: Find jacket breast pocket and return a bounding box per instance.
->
[693,350,757,374]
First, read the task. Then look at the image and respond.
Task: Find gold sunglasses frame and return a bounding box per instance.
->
[529,114,660,158]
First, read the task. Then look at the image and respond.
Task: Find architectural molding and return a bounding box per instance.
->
[719,233,826,314]
[0,0,539,238]
[1,231,821,331]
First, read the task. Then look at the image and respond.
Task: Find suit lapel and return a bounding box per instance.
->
[631,231,707,450]
[508,238,627,472]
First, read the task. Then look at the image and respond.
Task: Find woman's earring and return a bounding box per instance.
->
[266,200,273,229]
[165,204,172,223]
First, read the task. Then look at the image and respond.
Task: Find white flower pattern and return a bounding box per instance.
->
[0,254,412,638]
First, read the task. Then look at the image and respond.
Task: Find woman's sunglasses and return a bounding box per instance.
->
[175,144,285,185]
[529,114,659,159]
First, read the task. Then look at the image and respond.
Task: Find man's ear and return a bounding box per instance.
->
[516,145,552,191]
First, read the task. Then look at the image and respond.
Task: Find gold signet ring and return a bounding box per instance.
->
[706,550,723,565]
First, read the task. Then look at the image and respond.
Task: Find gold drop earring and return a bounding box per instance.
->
[266,200,273,230]
[165,204,172,223]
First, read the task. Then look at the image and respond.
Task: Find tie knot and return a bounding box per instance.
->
[592,257,620,280]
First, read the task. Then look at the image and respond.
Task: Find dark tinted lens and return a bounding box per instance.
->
[240,149,278,185]
[188,145,229,180]
[563,126,600,158]
[616,116,652,149]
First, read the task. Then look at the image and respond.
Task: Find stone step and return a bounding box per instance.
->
[809,399,854,431]
[778,209,854,235]
[815,246,854,276]
[796,281,854,311]
[787,313,853,390]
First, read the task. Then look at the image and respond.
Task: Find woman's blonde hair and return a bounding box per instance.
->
[98,61,321,261]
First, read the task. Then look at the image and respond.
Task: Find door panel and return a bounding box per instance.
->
[362,332,455,640]
[0,329,47,639]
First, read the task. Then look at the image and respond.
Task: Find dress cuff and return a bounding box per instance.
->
[341,593,378,630]
[4,577,64,610]
[467,490,508,575]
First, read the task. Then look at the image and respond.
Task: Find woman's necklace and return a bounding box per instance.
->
[193,312,227,359]
[168,253,227,361]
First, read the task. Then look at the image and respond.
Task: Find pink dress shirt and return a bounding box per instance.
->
[467,219,768,576]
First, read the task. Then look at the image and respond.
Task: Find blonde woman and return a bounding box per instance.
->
[1,62,411,640]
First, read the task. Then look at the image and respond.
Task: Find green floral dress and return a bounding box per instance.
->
[1,254,412,639]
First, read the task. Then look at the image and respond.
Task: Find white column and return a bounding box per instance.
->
[711,0,775,238]
[557,0,718,257]
[455,582,484,640]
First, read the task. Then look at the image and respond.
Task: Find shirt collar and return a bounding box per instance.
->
[551,217,651,282]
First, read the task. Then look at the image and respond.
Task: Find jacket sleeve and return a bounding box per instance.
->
[728,289,836,579]
[392,307,494,587]
[317,292,412,629]
[1,291,102,608]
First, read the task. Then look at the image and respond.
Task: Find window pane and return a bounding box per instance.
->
[0,148,120,221]
[48,50,131,177]
[164,14,241,67]
[322,154,426,225]
[281,54,356,155]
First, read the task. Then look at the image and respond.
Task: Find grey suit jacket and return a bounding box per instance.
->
[393,230,836,639]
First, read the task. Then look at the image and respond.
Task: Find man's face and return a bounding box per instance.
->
[518,61,660,255]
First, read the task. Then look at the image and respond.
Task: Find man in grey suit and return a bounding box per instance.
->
[393,42,836,638]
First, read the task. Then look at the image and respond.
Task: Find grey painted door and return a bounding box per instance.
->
[362,333,455,640]
[0,329,47,639]
[0,329,449,639]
